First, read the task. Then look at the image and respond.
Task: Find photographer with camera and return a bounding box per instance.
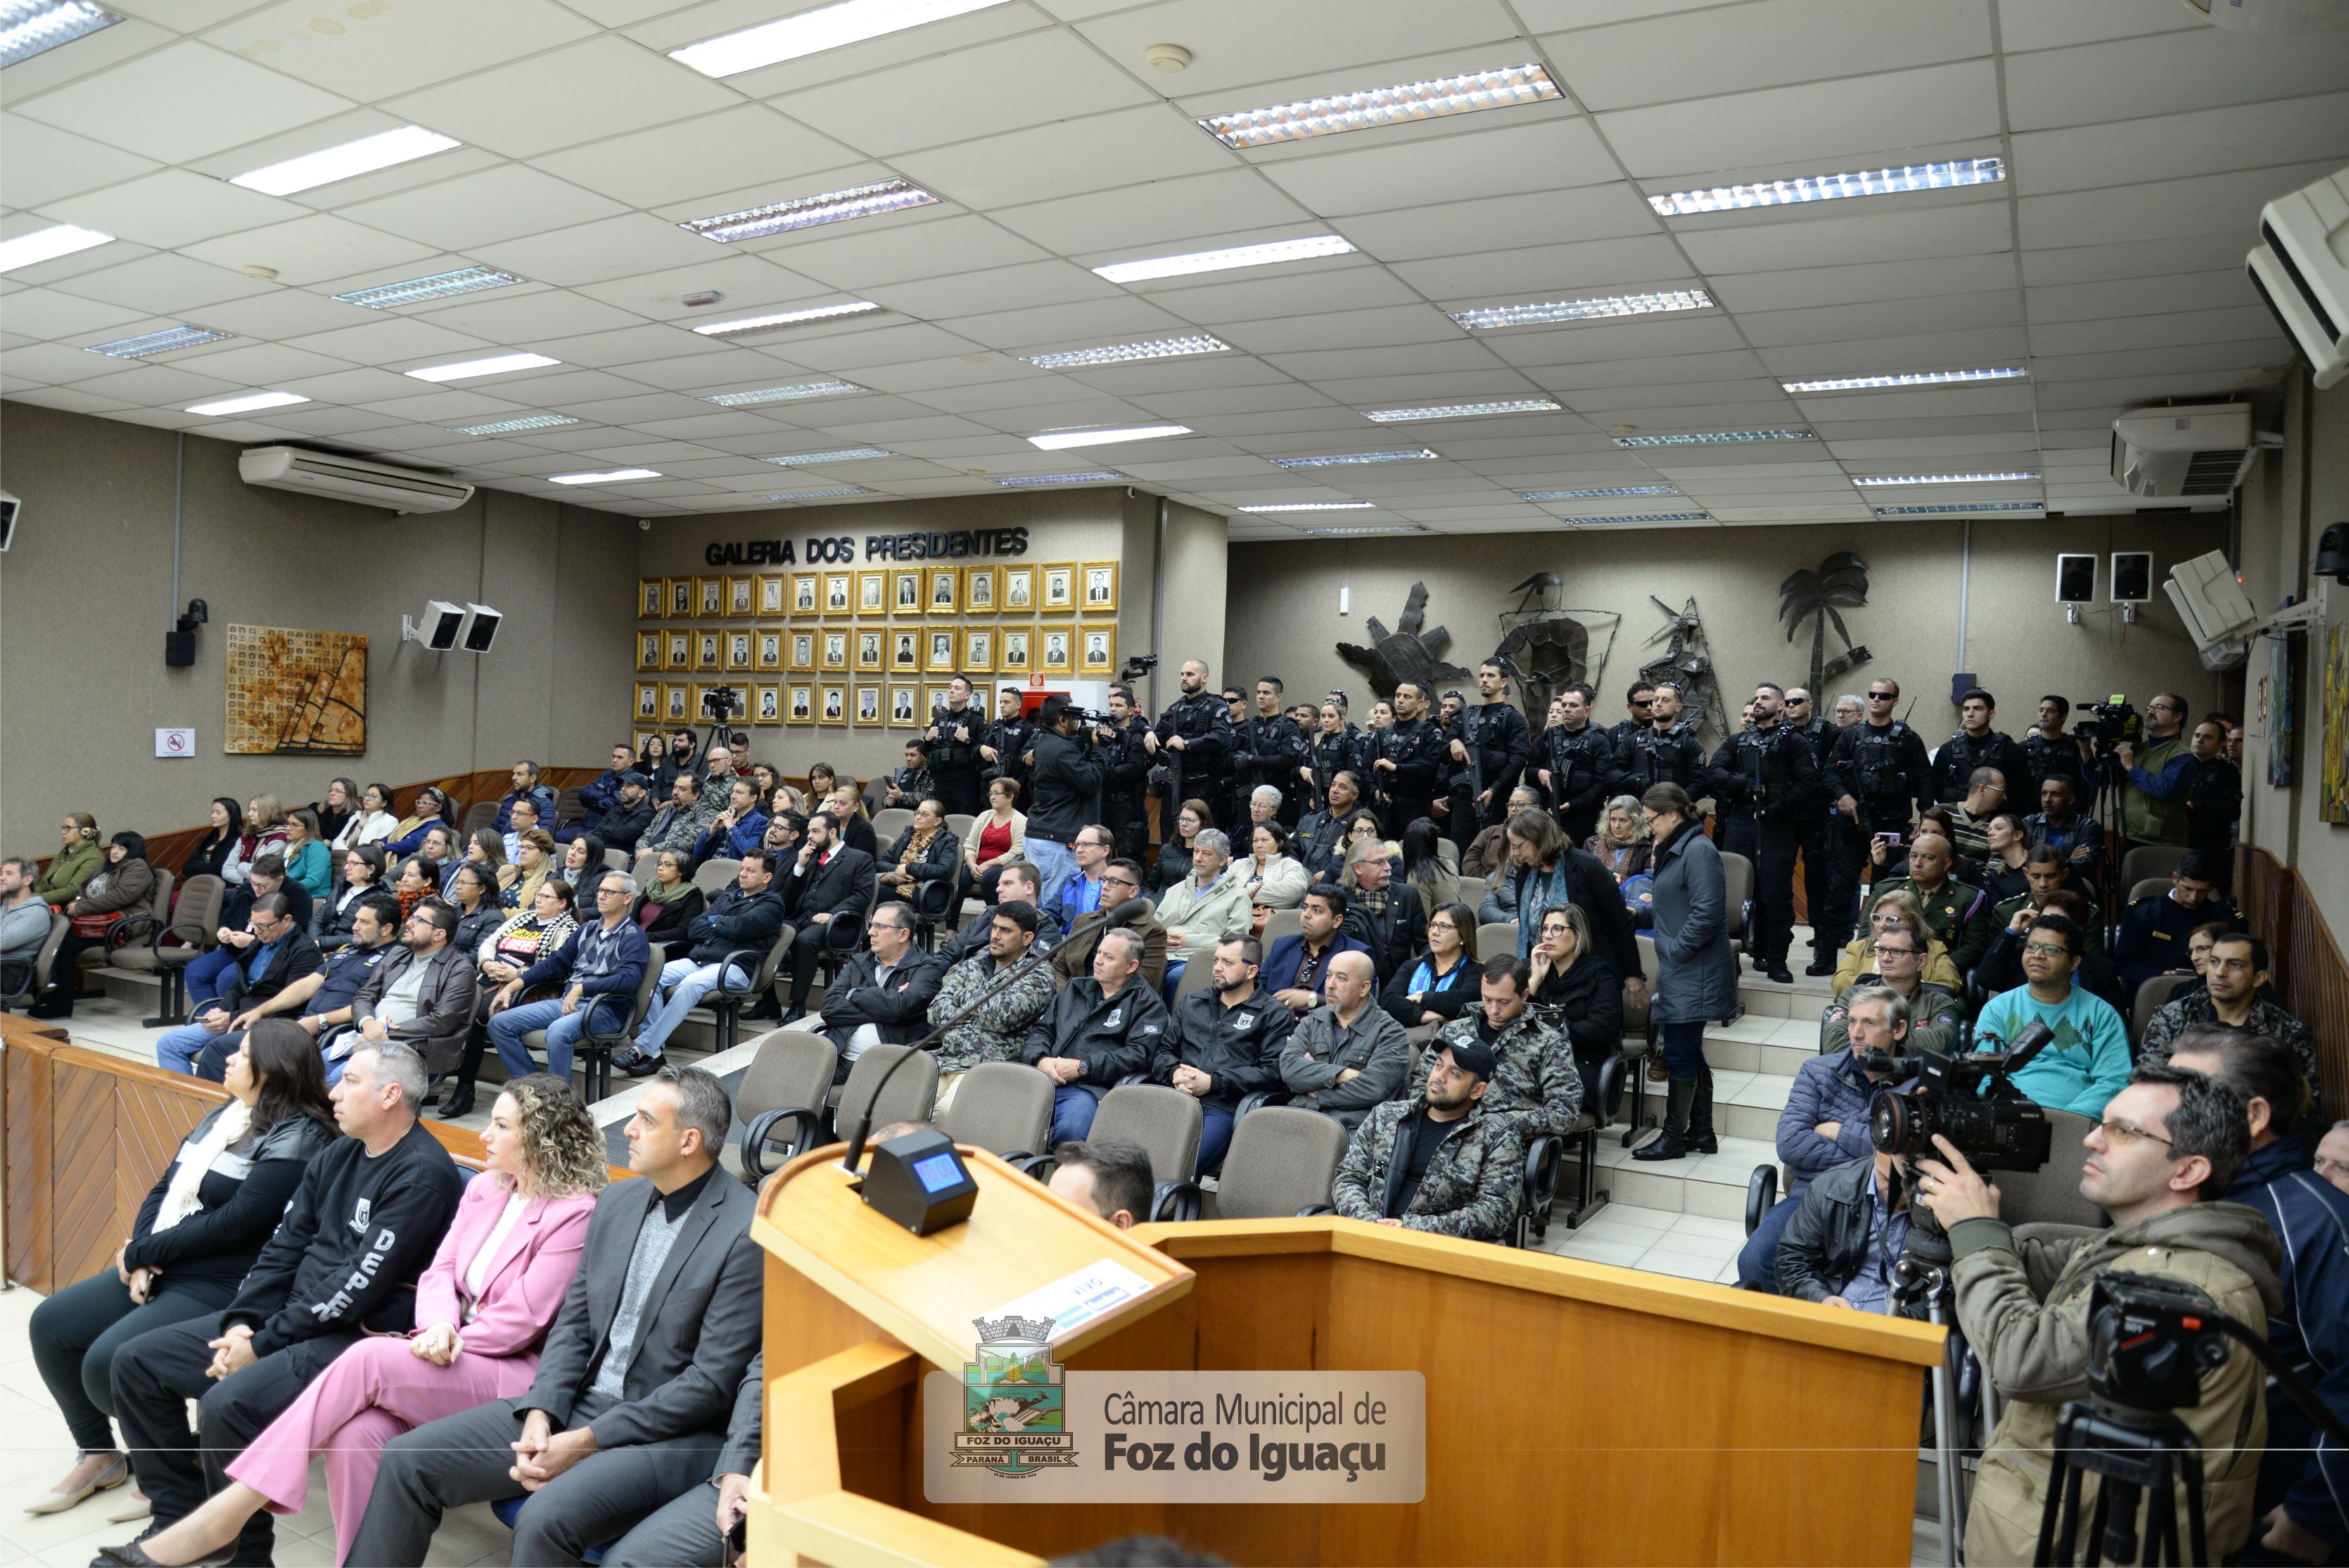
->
[1095,685,1154,863]
[2115,693,2195,858]
[1021,694,1109,917]
[1975,912,2132,1119]
[1914,1064,2280,1565]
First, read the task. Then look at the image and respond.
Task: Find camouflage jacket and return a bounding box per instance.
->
[925,951,1057,1073]
[2139,991,2319,1103]
[1437,1007,1582,1138]
[1332,1098,1523,1243]
[641,791,725,858]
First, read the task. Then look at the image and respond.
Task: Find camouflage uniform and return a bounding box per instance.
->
[926,952,1057,1073]
[1437,1009,1581,1138]
[1332,1098,1524,1242]
[1820,980,1963,1057]
[2139,991,2319,1104]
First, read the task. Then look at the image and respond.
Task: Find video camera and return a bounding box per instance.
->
[1116,652,1158,684]
[701,684,742,721]
[2073,695,2143,752]
[1866,1023,2057,1175]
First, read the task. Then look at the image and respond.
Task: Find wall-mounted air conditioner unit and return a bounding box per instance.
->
[2109,404,2260,497]
[2246,165,2348,390]
[238,446,473,514]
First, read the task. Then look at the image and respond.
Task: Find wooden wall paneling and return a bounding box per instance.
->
[48,1061,121,1290]
[5,1037,56,1293]
[2239,847,2349,1119]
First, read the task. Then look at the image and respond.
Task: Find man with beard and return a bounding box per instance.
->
[1536,682,1615,849]
[1147,660,1235,847]
[1369,682,1446,834]
[1230,676,1311,831]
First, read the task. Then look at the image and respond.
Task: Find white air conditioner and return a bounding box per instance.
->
[238,446,473,514]
[2109,403,2259,497]
[2163,548,2258,669]
[2247,165,2349,390]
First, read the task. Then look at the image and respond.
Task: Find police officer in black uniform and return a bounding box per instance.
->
[1148,659,1235,840]
[1717,682,1823,984]
[1537,680,1616,848]
[1369,682,1447,834]
[1304,698,1366,818]
[1610,680,1656,753]
[1925,687,2030,805]
[2020,693,2092,799]
[1230,676,1311,832]
[1783,687,1849,973]
[1095,684,1154,864]
[1446,661,1534,855]
[921,674,986,816]
[1612,680,1709,796]
[977,684,1037,798]
[1829,675,1933,904]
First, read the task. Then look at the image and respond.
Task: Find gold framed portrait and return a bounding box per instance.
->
[727,575,754,617]
[725,630,753,670]
[756,629,783,670]
[637,631,662,672]
[855,629,884,673]
[635,682,660,721]
[924,566,959,615]
[787,685,814,724]
[892,570,922,613]
[758,573,787,616]
[668,578,693,619]
[635,729,658,756]
[961,625,994,673]
[853,684,884,727]
[1081,561,1119,612]
[924,627,957,674]
[1078,620,1116,674]
[924,683,953,717]
[1041,563,1076,613]
[787,573,815,614]
[638,578,663,619]
[889,684,920,728]
[820,629,849,670]
[694,630,722,670]
[858,571,886,614]
[818,684,848,725]
[822,572,853,616]
[1038,624,1074,675]
[663,682,689,723]
[697,577,724,618]
[1001,565,1036,612]
[666,631,692,671]
[751,682,782,725]
[998,625,1032,675]
[962,565,997,613]
[890,628,920,673]
[788,629,816,673]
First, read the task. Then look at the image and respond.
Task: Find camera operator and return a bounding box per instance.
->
[2163,1026,2349,1565]
[1095,686,1153,864]
[1023,694,1109,916]
[2115,692,2194,859]
[1914,1064,2279,1566]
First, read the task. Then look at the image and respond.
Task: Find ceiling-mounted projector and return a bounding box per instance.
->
[2246,165,2348,390]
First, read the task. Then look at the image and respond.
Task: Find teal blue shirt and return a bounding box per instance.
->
[283,839,331,900]
[1973,983,2132,1118]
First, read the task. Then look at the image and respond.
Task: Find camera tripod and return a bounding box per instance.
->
[2032,1401,2208,1567]
[1890,1230,1971,1568]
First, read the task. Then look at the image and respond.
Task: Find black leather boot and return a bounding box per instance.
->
[433,1031,488,1121]
[1686,1067,1719,1154]
[1634,1078,1695,1161]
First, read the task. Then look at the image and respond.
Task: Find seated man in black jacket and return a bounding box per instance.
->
[557,744,637,845]
[940,860,1062,966]
[616,850,787,1073]
[103,1041,464,1565]
[592,769,655,855]
[1152,935,1294,1173]
[1344,841,1425,981]
[1025,927,1169,1143]
[820,903,948,1084]
[1774,1142,1921,1317]
[779,813,876,1025]
[156,892,324,1076]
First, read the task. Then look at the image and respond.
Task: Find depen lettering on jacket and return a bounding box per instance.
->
[309,1225,397,1320]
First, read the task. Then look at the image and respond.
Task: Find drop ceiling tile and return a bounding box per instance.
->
[765,213,1050,290]
[68,362,249,404]
[49,253,278,314]
[1215,304,1459,356]
[1073,354,1296,395]
[1805,411,2049,439]
[0,341,125,385]
[1788,383,2037,421]
[0,114,163,209]
[891,104,1236,210]
[1389,236,1693,301]
[1259,340,1496,381]
[412,288,654,345]
[0,13,176,99]
[1525,348,1774,390]
[937,295,1200,352]
[37,170,312,251]
[191,289,384,340]
[1826,431,2039,459]
[259,403,435,438]
[1598,60,2000,177]
[2003,25,2349,132]
[470,214,732,288]
[1554,0,1990,112]
[2028,343,2291,385]
[2018,160,2341,250]
[1679,200,2013,274]
[1712,504,1872,522]
[338,165,631,253]
[8,385,145,414]
[1480,314,1751,369]
[775,29,1156,156]
[1996,0,2202,52]
[283,316,495,363]
[1340,182,1661,264]
[1257,118,1620,218]
[1708,253,2016,314]
[384,35,740,160]
[864,258,1122,320]
[2,288,153,340]
[1578,400,1808,431]
[782,321,989,370]
[1073,0,1522,96]
[182,214,440,288]
[529,103,859,210]
[990,170,1317,256]
[2011,91,2349,198]
[1565,376,1791,412]
[208,0,601,98]
[612,347,815,390]
[1134,264,1420,326]
[1738,288,2024,348]
[1757,326,2030,378]
[157,341,358,385]
[2025,269,2260,324]
[2018,230,2250,288]
[13,42,358,163]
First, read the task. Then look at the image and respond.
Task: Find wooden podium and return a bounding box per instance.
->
[748,1144,1945,1567]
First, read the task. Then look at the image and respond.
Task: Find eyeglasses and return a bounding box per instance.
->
[2095,1118,2172,1149]
[1100,877,1140,892]
[1869,692,1896,701]
[2022,942,2073,959]
[1870,943,1918,957]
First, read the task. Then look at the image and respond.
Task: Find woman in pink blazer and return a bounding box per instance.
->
[118,1075,607,1568]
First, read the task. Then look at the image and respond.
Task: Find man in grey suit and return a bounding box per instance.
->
[345,1066,760,1567]
[605,1353,761,1567]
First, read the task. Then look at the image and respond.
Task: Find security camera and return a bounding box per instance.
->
[180,598,208,628]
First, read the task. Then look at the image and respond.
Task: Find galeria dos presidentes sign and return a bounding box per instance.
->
[704,526,1030,568]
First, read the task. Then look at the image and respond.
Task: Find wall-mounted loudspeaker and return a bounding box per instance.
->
[2056,554,2096,603]
[402,601,466,651]
[458,604,502,654]
[2111,552,2153,604]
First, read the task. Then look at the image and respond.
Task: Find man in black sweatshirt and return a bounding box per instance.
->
[105,1040,464,1565]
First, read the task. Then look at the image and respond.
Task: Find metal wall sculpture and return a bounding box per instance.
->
[1778,551,1872,694]
[1639,595,1729,741]
[1337,582,1470,699]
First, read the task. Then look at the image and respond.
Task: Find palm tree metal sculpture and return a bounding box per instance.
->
[1778,551,1873,694]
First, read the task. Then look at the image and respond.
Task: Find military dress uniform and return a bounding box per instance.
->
[1869,874,1995,975]
[1714,722,1825,976]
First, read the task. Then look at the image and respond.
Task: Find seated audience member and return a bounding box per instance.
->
[1820,924,1960,1057]
[876,798,961,914]
[633,848,703,948]
[819,903,948,1083]
[32,831,156,1019]
[2141,931,2318,1102]
[100,1043,464,1566]
[1,855,51,997]
[1332,813,1390,892]
[1915,1064,2274,1564]
[279,810,333,902]
[670,729,702,783]
[962,777,1026,902]
[559,834,611,912]
[223,797,288,888]
[182,855,312,1013]
[1156,829,1249,996]
[183,799,246,884]
[1480,808,1643,984]
[2022,772,2103,872]
[1292,776,1359,884]
[2319,1121,2349,1199]
[779,812,877,1026]
[927,904,1057,1114]
[613,856,784,1073]
[592,770,654,855]
[1344,840,1426,980]
[471,881,579,1007]
[116,1075,606,1568]
[390,854,442,922]
[758,806,805,870]
[2167,919,2233,1002]
[1833,888,1963,994]
[1243,784,1282,838]
[1152,798,1214,894]
[692,776,769,865]
[1262,885,1375,1016]
[1049,825,1114,930]
[1463,787,1539,884]
[884,741,935,808]
[1379,900,1482,1035]
[1026,928,1169,1142]
[24,1023,335,1521]
[306,786,358,862]
[1989,846,2103,955]
[1774,1142,1921,1316]
[1045,1140,1153,1230]
[331,782,397,853]
[1331,1038,1522,1242]
[313,845,386,949]
[1868,833,1994,976]
[1444,955,1581,1141]
[1398,817,1462,914]
[486,874,650,1083]
[561,745,637,845]
[156,894,322,1076]
[445,863,507,962]
[1973,914,2131,1118]
[1975,812,2032,902]
[1974,888,2127,1017]
[382,789,451,858]
[1945,768,2008,860]
[1583,795,1655,884]
[825,784,879,860]
[454,829,511,903]
[1152,936,1293,1173]
[492,760,557,836]
[1242,822,1311,911]
[1280,949,1411,1132]
[602,1352,763,1568]
[2163,1026,2349,1564]
[941,862,1062,965]
[410,829,459,895]
[1739,986,1913,1289]
[505,827,557,910]
[196,894,402,1083]
[343,1067,760,1568]
[342,898,478,1082]
[640,773,718,860]
[2114,850,2239,994]
[1052,859,1166,989]
[1524,903,1622,1110]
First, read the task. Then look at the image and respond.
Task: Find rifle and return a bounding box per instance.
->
[1463,706,1487,818]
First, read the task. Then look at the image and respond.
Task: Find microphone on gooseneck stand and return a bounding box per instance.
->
[836,945,1055,1178]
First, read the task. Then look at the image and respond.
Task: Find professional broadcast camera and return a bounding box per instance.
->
[2073,695,2143,753]
[701,684,742,722]
[1116,652,1158,684]
[1866,1022,2058,1175]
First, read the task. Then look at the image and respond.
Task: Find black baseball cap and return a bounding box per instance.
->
[1440,1037,1497,1083]
[620,770,649,789]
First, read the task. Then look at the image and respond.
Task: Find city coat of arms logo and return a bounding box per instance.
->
[954,1315,1077,1477]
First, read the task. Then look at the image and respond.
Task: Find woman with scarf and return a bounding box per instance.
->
[222,796,288,887]
[32,832,156,1019]
[633,850,704,948]
[383,788,452,858]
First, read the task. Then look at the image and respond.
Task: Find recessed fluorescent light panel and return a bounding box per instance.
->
[697,381,860,407]
[550,468,659,485]
[1021,334,1229,369]
[1297,524,1428,537]
[1364,399,1560,423]
[1093,235,1354,285]
[670,0,1013,77]
[1613,429,1814,447]
[229,125,459,196]
[761,448,891,466]
[448,414,578,435]
[680,179,936,243]
[84,325,226,359]
[1201,63,1560,150]
[1522,485,1676,499]
[1027,424,1190,451]
[1570,512,1712,525]
[758,486,874,501]
[1,1,122,68]
[1852,471,2039,487]
[1649,155,2006,217]
[691,300,881,336]
[1240,502,1375,513]
[989,472,1123,487]
[1783,366,2026,394]
[1271,450,1438,469]
[1876,502,2044,516]
[333,267,519,309]
[1449,288,1712,331]
[403,352,559,383]
[0,222,111,273]
[184,390,309,416]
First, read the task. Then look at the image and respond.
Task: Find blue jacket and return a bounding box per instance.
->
[518,917,649,997]
[1648,820,1736,1024]
[694,808,769,864]
[493,784,557,835]
[579,768,626,822]
[2232,1137,2349,1552]
[1260,932,1375,1009]
[1776,1050,1898,1195]
[2114,891,2241,994]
